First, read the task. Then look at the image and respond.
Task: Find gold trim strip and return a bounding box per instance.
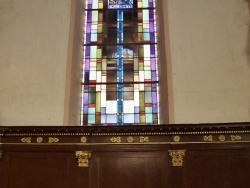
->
[2,140,250,146]
[4,130,250,136]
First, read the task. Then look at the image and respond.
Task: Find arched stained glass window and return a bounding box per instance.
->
[81,0,159,125]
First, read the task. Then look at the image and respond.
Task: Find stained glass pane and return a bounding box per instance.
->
[81,0,159,125]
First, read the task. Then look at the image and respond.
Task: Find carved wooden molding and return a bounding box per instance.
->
[169,150,186,167]
[0,150,2,159]
[75,151,92,167]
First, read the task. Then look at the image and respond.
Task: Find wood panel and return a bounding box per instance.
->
[90,151,169,188]
[0,123,250,188]
[186,149,250,188]
[1,152,77,188]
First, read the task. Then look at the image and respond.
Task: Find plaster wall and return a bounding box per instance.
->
[164,0,250,123]
[0,0,71,125]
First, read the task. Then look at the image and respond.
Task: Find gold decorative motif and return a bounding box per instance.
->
[81,136,87,143]
[48,137,59,143]
[173,135,180,142]
[218,135,226,141]
[75,151,92,167]
[169,150,186,166]
[36,137,43,143]
[231,135,241,141]
[140,136,149,143]
[21,137,31,143]
[203,135,213,142]
[110,137,121,143]
[127,136,134,143]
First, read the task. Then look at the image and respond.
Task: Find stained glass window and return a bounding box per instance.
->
[81,0,159,125]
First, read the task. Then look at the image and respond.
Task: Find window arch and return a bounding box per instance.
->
[81,0,160,125]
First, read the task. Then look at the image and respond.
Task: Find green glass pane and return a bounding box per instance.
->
[90,46,97,58]
[146,113,153,123]
[143,45,150,57]
[91,33,98,42]
[92,0,98,9]
[92,11,98,22]
[143,10,149,23]
[142,0,149,8]
[145,107,152,113]
[88,114,95,124]
[88,108,95,114]
[144,71,151,80]
[145,91,152,103]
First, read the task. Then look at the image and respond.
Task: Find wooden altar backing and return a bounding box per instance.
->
[0,122,250,188]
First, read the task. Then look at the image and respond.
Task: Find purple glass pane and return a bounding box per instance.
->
[152,92,157,104]
[88,0,93,6]
[150,21,154,32]
[151,71,157,81]
[150,33,155,43]
[85,46,91,57]
[86,34,91,44]
[84,92,89,103]
[150,44,155,55]
[85,58,90,70]
[149,2,154,8]
[84,72,90,82]
[87,23,91,33]
[84,105,88,114]
[153,104,158,113]
[151,58,156,70]
[87,11,92,22]
[152,83,157,88]
[84,84,89,90]
[88,4,92,9]
[149,10,154,21]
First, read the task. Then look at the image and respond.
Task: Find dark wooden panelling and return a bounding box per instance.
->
[0,123,250,188]
[1,152,77,188]
[186,150,250,188]
[90,151,169,188]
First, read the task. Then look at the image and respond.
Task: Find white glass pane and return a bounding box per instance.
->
[123,100,134,113]
[106,101,117,114]
[124,114,134,123]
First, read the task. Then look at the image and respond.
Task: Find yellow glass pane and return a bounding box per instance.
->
[96,92,101,112]
[98,24,103,33]
[138,2,142,8]
[99,3,103,9]
[139,92,145,111]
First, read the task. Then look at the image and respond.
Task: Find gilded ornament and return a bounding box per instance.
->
[231,135,241,141]
[75,151,91,167]
[21,137,31,143]
[36,137,43,143]
[110,137,121,143]
[173,135,180,142]
[218,135,226,141]
[81,136,87,143]
[48,137,59,143]
[203,135,213,142]
[169,150,186,166]
[140,136,149,143]
[127,136,134,143]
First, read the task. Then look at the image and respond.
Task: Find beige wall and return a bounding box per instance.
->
[165,0,250,123]
[0,0,249,126]
[0,0,71,125]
